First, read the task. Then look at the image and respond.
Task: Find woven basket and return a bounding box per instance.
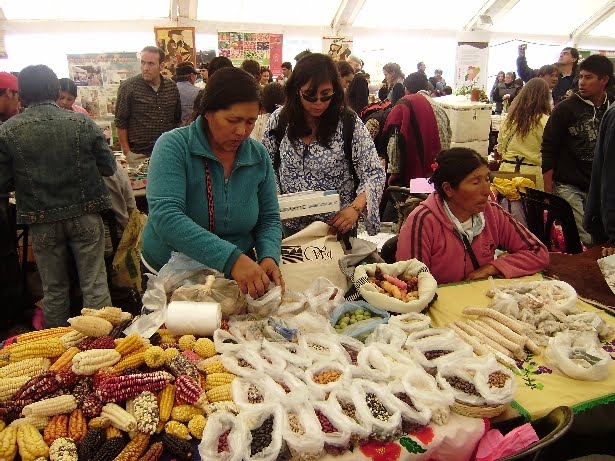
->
[451,400,508,418]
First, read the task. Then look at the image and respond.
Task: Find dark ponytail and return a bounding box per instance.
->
[429,148,488,197]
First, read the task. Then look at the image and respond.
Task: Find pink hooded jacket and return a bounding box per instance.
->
[396,193,549,284]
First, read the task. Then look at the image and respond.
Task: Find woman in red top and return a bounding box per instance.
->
[396,148,549,284]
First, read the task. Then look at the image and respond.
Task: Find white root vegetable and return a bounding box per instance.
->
[525,338,541,355]
[463,307,529,335]
[471,319,526,360]
[449,323,491,356]
[479,317,526,347]
[454,321,513,358]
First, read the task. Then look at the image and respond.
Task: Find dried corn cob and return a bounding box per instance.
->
[197,357,227,374]
[164,420,191,440]
[44,414,69,445]
[178,335,196,352]
[68,316,113,337]
[49,436,78,461]
[193,338,216,358]
[60,330,87,349]
[9,416,49,431]
[205,383,232,403]
[163,347,179,363]
[188,414,206,439]
[204,372,235,391]
[105,426,122,439]
[175,374,208,407]
[67,408,87,442]
[16,327,73,344]
[95,371,173,403]
[0,375,31,402]
[158,384,175,423]
[166,355,199,381]
[0,426,17,461]
[71,376,93,406]
[101,403,137,432]
[14,370,62,401]
[78,336,116,351]
[161,433,192,460]
[90,436,127,461]
[137,441,163,461]
[78,427,106,461]
[133,391,159,435]
[49,346,80,372]
[23,394,77,417]
[88,416,111,429]
[82,394,104,418]
[203,401,239,416]
[9,337,66,362]
[0,357,50,379]
[111,351,145,373]
[82,307,126,326]
[17,423,49,461]
[109,318,132,339]
[144,346,165,368]
[0,421,5,432]
[114,334,145,356]
[171,405,204,423]
[115,432,150,461]
[72,349,121,375]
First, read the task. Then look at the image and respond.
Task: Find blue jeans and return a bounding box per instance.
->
[553,182,591,245]
[30,213,111,328]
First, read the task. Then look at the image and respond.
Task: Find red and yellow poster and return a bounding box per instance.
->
[218,32,283,77]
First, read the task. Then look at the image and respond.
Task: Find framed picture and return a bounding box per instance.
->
[154,26,196,77]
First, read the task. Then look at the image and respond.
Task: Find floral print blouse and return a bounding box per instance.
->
[262,107,386,235]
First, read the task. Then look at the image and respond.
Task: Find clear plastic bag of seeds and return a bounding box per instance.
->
[351,379,402,441]
[356,344,392,381]
[472,355,517,405]
[281,398,325,461]
[221,349,268,377]
[213,329,244,354]
[261,339,312,369]
[401,365,453,425]
[199,410,246,461]
[265,368,310,402]
[435,366,486,407]
[231,373,285,411]
[387,379,431,426]
[388,312,432,334]
[327,389,372,442]
[304,361,352,400]
[310,400,352,455]
[239,403,285,461]
[365,324,408,350]
[299,333,346,363]
[406,334,473,373]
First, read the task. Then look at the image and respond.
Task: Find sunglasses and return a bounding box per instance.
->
[299,91,335,103]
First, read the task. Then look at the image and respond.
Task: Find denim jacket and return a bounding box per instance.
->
[0,102,116,224]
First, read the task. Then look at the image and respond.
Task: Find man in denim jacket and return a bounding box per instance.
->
[0,65,117,327]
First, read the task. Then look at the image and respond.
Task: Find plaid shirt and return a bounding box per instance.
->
[114,74,181,155]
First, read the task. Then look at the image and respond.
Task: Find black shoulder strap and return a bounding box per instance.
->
[460,233,480,271]
[342,107,359,191]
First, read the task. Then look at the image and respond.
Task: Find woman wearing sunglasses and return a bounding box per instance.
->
[262,53,385,236]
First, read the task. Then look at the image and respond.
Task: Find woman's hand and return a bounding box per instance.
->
[328,206,360,234]
[230,254,270,299]
[602,247,615,257]
[466,264,501,281]
[260,257,285,294]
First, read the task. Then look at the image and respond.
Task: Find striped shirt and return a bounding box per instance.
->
[114,74,181,155]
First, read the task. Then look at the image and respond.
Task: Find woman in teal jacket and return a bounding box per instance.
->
[142,67,283,298]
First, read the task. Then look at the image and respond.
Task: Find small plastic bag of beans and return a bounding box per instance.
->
[304,361,351,399]
[213,329,244,354]
[328,390,372,442]
[388,312,432,334]
[231,374,284,411]
[281,400,325,460]
[299,333,345,363]
[406,333,473,372]
[311,400,352,455]
[220,349,269,377]
[352,379,402,441]
[239,403,284,461]
[266,369,310,401]
[364,324,408,350]
[436,366,487,406]
[356,344,393,380]
[387,380,432,426]
[198,410,245,461]
[261,339,312,369]
[468,356,516,405]
[400,365,454,425]
[335,335,365,368]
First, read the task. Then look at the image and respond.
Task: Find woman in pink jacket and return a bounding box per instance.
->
[396,148,549,284]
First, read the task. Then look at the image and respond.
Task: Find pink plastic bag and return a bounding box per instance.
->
[475,423,539,461]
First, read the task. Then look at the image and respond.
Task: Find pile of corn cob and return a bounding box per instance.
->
[0,306,237,460]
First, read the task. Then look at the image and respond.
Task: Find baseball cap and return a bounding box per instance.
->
[0,72,18,92]
[176,63,198,76]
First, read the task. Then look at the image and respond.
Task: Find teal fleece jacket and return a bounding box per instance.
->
[141,116,282,274]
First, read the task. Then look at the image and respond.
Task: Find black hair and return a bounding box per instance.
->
[18,64,60,107]
[579,54,614,86]
[58,78,78,98]
[537,64,559,77]
[197,67,261,129]
[199,62,208,70]
[442,86,453,95]
[336,60,355,78]
[417,62,425,70]
[262,82,285,114]
[429,148,488,197]
[282,53,346,146]
[294,49,312,62]
[175,62,196,82]
[207,56,233,77]
[403,72,429,94]
[281,62,292,70]
[240,59,261,80]
[141,46,165,64]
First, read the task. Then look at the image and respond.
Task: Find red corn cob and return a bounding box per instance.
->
[82,393,104,418]
[175,374,207,407]
[78,336,116,351]
[95,371,174,403]
[13,370,62,401]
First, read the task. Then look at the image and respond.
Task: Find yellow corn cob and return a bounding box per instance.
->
[0,421,5,432]
[158,384,175,422]
[0,426,17,461]
[204,372,235,391]
[159,333,178,347]
[170,405,204,423]
[17,327,73,344]
[187,414,207,439]
[101,403,137,432]
[197,357,227,375]
[163,347,180,363]
[49,437,78,461]
[81,307,125,326]
[72,348,121,375]
[0,359,9,367]
[164,421,191,440]
[0,357,50,379]
[144,346,166,368]
[0,375,31,402]
[59,330,87,349]
[17,424,49,461]
[178,335,196,352]
[43,414,69,446]
[68,315,113,337]
[193,338,216,358]
[111,351,145,373]
[88,416,111,429]
[205,383,232,403]
[49,346,80,371]
[114,333,145,356]
[22,394,77,418]
[68,408,87,443]
[105,426,123,439]
[115,432,150,461]
[9,416,49,431]
[9,337,66,362]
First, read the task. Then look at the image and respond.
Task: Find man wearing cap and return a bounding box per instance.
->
[0,72,20,122]
[115,46,181,167]
[175,61,201,122]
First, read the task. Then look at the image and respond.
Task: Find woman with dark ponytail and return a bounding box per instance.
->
[396,148,549,284]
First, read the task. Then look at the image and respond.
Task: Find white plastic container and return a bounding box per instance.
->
[434,96,492,143]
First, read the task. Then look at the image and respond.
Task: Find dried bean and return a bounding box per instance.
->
[247,384,263,404]
[315,410,337,433]
[324,443,346,456]
[250,415,274,456]
[313,370,342,385]
[366,393,390,421]
[217,429,230,453]
[309,344,326,351]
[402,420,426,433]
[394,392,417,411]
[488,371,508,388]
[288,413,305,434]
[446,376,480,396]
[223,339,237,344]
[238,358,253,368]
[423,350,452,360]
[276,381,291,394]
[340,402,357,422]
[342,346,358,365]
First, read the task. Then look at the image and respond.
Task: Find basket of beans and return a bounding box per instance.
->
[353,260,438,314]
[330,301,390,341]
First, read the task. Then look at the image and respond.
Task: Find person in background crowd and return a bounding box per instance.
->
[175,62,201,123]
[346,54,369,113]
[490,71,505,103]
[336,60,355,90]
[251,82,285,143]
[141,67,283,299]
[428,69,447,96]
[207,56,234,78]
[442,86,453,96]
[195,62,208,89]
[537,64,560,107]
[0,65,116,327]
[262,53,385,236]
[260,67,272,87]
[497,78,552,190]
[57,78,88,115]
[241,59,262,81]
[281,62,292,83]
[382,62,405,105]
[542,55,614,245]
[397,148,549,284]
[294,49,312,63]
[417,62,426,75]
[493,72,519,114]
[0,72,20,122]
[517,44,579,104]
[115,46,181,167]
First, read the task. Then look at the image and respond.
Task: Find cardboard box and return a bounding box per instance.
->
[278,191,340,220]
[435,96,492,143]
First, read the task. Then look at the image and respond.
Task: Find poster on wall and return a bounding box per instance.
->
[217,32,283,76]
[455,42,489,91]
[155,26,196,76]
[322,36,353,61]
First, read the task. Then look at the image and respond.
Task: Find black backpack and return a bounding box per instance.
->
[269,107,359,191]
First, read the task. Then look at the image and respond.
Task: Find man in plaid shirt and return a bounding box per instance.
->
[115,46,181,167]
